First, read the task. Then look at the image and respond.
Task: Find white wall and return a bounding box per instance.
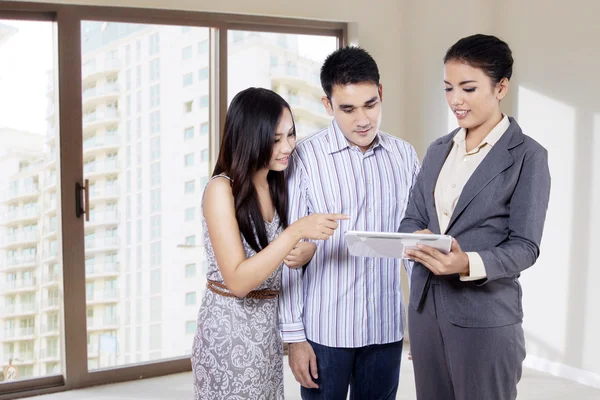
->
[401,0,495,155]
[494,0,600,388]
[399,0,600,388]
[20,0,600,388]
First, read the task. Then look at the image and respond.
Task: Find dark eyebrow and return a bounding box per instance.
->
[444,80,477,85]
[339,96,379,109]
[364,96,378,105]
[275,127,295,136]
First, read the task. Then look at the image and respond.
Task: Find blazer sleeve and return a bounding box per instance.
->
[398,145,431,234]
[477,147,551,285]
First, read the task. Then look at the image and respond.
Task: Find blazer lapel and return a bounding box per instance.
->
[446,122,522,233]
[425,139,454,234]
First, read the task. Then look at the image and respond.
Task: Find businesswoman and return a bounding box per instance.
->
[191,87,346,399]
[399,34,551,400]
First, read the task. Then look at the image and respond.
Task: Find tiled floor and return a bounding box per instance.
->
[34,353,600,399]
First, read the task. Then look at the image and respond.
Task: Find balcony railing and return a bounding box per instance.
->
[83,109,120,128]
[103,315,118,325]
[46,151,57,164]
[1,351,35,363]
[4,231,39,246]
[86,288,119,302]
[89,185,120,199]
[83,135,120,150]
[42,271,61,284]
[84,160,119,174]
[3,207,41,222]
[0,303,37,316]
[43,297,60,309]
[1,327,35,339]
[41,347,59,358]
[82,58,121,78]
[43,225,59,237]
[45,176,57,188]
[87,315,119,329]
[45,200,57,213]
[84,236,119,250]
[287,95,327,115]
[82,83,120,101]
[85,262,119,275]
[1,254,38,270]
[1,278,36,291]
[270,64,321,86]
[43,251,58,262]
[2,184,40,201]
[87,342,98,355]
[104,262,118,272]
[88,210,119,225]
[41,324,60,335]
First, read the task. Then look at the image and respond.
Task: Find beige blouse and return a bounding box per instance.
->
[434,115,510,281]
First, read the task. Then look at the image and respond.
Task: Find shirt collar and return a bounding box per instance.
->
[453,114,510,150]
[327,120,391,154]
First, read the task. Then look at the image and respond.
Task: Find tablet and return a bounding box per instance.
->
[345,230,453,259]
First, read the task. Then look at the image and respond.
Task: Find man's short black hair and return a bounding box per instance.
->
[320,46,380,99]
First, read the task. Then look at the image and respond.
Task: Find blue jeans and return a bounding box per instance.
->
[300,339,403,400]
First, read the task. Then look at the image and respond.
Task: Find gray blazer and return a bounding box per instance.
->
[399,117,551,328]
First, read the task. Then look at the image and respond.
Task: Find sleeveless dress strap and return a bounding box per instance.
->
[211,174,232,182]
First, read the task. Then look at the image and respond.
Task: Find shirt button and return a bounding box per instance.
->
[368,208,372,212]
[452,184,456,188]
[444,211,449,216]
[463,157,468,162]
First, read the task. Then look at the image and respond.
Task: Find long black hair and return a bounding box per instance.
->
[213,87,295,253]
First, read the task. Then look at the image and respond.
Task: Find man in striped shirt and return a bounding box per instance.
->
[279,46,420,399]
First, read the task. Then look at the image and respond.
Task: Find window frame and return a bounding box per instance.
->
[0,2,345,398]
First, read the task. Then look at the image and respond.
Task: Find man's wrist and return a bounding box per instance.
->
[280,322,306,342]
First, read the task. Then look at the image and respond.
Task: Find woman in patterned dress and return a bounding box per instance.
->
[191,87,347,400]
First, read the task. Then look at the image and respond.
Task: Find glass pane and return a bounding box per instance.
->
[0,19,62,383]
[81,21,211,370]
[228,31,337,138]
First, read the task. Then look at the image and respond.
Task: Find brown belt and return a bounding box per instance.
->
[206,280,279,300]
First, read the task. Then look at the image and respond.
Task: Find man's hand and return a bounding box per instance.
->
[288,341,319,389]
[284,242,317,269]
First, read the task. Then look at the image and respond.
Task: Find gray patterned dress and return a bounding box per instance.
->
[192,176,284,400]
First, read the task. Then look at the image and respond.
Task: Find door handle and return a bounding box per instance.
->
[75,179,90,221]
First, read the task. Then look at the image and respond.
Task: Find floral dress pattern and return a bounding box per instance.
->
[192,179,284,399]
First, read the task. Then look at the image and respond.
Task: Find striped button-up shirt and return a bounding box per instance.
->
[279,121,420,348]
